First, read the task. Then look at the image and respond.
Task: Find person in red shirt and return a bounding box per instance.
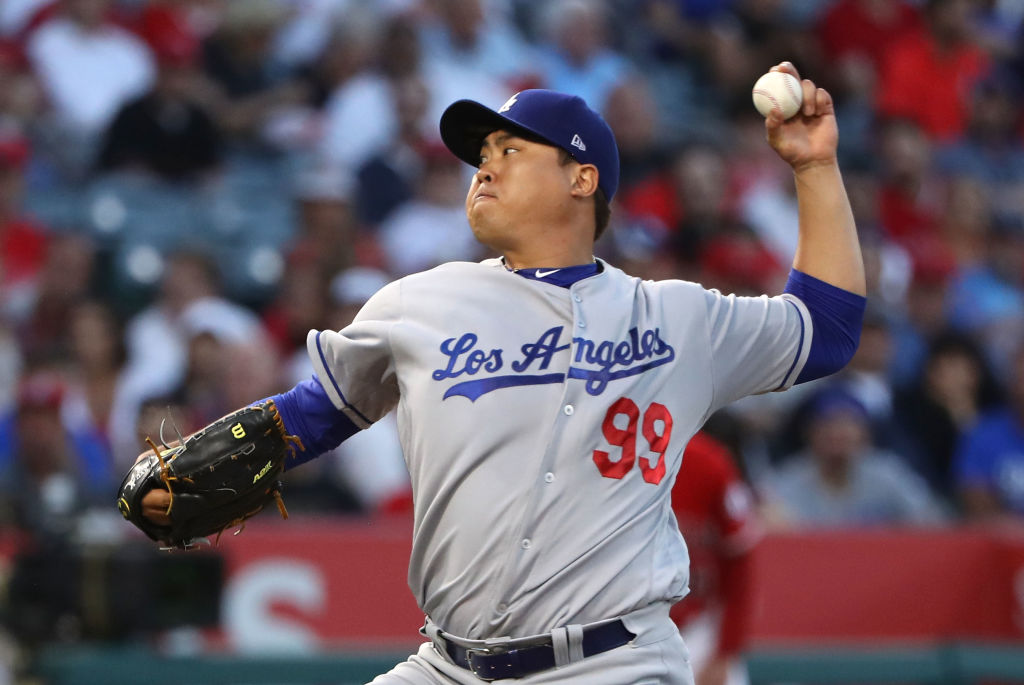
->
[0,134,49,300]
[876,0,990,141]
[818,0,923,74]
[671,430,762,685]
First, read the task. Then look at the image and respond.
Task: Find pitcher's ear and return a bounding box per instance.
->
[570,164,599,198]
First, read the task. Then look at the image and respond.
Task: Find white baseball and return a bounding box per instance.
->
[752,71,803,120]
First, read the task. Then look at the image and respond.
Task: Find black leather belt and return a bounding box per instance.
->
[443,620,635,681]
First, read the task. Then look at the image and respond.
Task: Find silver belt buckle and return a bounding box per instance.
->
[466,647,515,682]
[465,650,491,681]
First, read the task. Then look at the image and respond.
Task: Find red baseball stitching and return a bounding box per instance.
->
[753,74,800,116]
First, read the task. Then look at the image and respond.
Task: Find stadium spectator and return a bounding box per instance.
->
[934,72,1024,232]
[290,156,357,274]
[826,307,924,466]
[935,176,995,268]
[15,234,94,364]
[766,306,919,466]
[269,0,350,73]
[699,228,785,297]
[768,387,947,527]
[668,142,730,265]
[319,11,406,176]
[420,0,539,91]
[887,246,958,388]
[666,142,776,289]
[875,0,990,141]
[604,76,662,184]
[61,299,131,496]
[945,216,1024,376]
[535,0,631,112]
[170,309,280,434]
[199,0,312,146]
[817,0,922,76]
[876,118,942,253]
[262,251,332,379]
[96,22,223,184]
[0,133,48,321]
[896,331,1002,504]
[176,328,231,428]
[636,0,734,60]
[954,344,1024,520]
[355,73,431,226]
[0,370,108,541]
[25,0,155,176]
[601,77,694,271]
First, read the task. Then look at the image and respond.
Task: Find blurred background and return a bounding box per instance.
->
[0,0,1023,683]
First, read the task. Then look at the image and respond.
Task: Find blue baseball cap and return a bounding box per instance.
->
[808,387,869,423]
[439,89,620,200]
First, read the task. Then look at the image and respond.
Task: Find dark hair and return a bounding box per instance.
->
[556,147,612,240]
[924,330,1003,408]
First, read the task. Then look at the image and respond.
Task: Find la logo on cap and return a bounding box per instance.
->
[571,134,586,151]
[498,93,519,113]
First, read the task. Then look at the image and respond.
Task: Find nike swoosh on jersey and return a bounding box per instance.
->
[535,269,560,278]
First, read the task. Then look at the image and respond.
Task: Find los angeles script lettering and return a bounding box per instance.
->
[432,326,674,397]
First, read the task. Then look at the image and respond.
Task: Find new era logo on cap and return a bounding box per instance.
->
[498,94,518,113]
[439,89,620,200]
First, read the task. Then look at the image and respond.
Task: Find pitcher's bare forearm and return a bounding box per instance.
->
[791,160,865,296]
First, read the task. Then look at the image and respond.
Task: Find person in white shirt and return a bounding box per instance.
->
[26,0,154,173]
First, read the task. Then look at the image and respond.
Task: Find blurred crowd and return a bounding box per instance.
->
[1,0,1024,550]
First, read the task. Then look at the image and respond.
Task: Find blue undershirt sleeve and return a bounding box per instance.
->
[784,268,867,384]
[258,375,361,470]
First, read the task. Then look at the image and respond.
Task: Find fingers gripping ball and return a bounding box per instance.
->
[752,71,803,120]
[117,400,304,550]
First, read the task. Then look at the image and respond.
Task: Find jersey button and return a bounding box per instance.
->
[563,404,574,415]
[521,539,531,550]
[497,603,508,613]
[573,294,582,302]
[544,472,555,483]
[577,321,585,328]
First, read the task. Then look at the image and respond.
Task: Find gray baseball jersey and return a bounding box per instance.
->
[308,257,811,640]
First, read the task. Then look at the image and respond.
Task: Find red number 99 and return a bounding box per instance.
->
[592,398,674,485]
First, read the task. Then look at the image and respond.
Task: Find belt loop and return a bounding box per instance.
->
[550,626,570,667]
[422,616,442,643]
[566,624,585,663]
[422,616,449,660]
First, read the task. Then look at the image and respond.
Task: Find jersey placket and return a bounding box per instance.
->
[485,290,583,620]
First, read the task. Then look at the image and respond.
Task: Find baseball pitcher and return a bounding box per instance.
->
[121,62,865,683]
